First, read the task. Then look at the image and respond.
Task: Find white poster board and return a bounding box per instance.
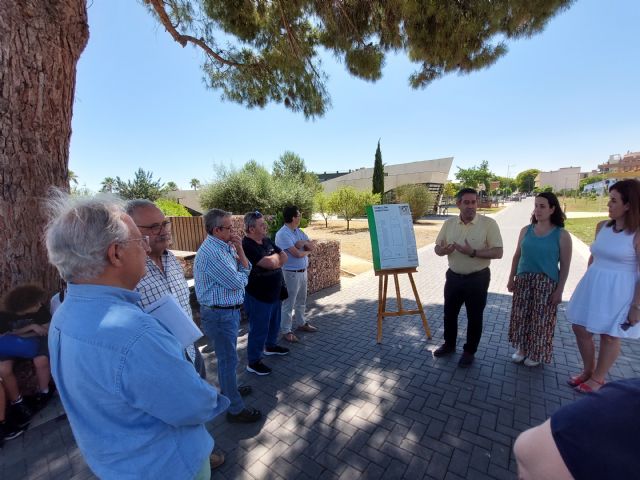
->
[366,204,419,271]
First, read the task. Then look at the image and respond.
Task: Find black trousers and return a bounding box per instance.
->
[443,267,490,354]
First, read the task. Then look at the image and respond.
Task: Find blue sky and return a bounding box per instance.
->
[70,0,639,191]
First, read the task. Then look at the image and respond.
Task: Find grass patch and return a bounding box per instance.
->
[558,196,608,213]
[306,219,442,261]
[565,217,608,245]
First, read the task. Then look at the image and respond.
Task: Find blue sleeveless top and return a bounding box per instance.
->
[516,224,562,282]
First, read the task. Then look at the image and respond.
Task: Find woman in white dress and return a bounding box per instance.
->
[566,179,640,393]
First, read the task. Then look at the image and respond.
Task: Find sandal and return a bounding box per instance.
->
[574,377,605,394]
[567,372,591,387]
[283,332,299,343]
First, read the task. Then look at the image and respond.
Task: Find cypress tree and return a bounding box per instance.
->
[372,140,384,195]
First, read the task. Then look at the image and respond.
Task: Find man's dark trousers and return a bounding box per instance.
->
[443,267,491,354]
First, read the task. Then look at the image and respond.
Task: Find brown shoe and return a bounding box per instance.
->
[283,332,299,343]
[210,451,225,469]
[296,323,318,333]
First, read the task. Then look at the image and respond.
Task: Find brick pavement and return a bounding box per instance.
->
[3,198,640,479]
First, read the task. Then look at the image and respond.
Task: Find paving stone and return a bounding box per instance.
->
[361,462,386,479]
[427,452,451,480]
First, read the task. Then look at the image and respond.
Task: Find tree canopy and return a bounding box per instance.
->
[455,160,494,192]
[100,177,116,193]
[492,175,517,193]
[515,169,540,193]
[272,151,322,193]
[114,168,166,201]
[144,0,573,118]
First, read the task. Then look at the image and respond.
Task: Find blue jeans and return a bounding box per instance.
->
[200,307,244,415]
[244,294,282,365]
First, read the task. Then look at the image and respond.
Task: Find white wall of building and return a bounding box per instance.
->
[535,167,581,191]
[321,157,454,193]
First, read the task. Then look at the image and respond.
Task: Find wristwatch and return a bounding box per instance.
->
[469,249,477,258]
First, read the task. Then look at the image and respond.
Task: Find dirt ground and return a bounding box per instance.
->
[305,218,443,262]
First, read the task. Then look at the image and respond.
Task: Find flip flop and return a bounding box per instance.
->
[574,377,605,394]
[567,372,591,387]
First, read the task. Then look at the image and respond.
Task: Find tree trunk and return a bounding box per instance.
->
[0,0,88,296]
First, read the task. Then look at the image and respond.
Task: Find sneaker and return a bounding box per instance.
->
[458,352,475,368]
[246,361,272,376]
[8,402,32,429]
[209,451,225,469]
[226,407,262,423]
[524,358,540,367]
[0,420,25,443]
[25,391,53,412]
[264,345,289,356]
[433,343,455,357]
[511,351,526,363]
[296,323,318,333]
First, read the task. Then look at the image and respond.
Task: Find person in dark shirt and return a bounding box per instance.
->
[514,378,640,479]
[0,285,53,416]
[242,212,290,376]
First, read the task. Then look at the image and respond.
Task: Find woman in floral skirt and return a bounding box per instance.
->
[508,192,572,366]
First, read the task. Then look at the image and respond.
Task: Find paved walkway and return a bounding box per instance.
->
[3,198,640,479]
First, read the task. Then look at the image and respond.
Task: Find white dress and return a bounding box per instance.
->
[566,225,639,338]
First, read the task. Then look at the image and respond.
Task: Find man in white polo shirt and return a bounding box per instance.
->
[275,206,318,343]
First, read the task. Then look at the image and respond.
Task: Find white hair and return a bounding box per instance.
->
[45,190,130,282]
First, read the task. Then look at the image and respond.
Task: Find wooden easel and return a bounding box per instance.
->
[375,267,431,343]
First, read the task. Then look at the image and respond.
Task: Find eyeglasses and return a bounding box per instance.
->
[119,236,150,248]
[217,225,233,231]
[254,211,263,218]
[136,220,171,235]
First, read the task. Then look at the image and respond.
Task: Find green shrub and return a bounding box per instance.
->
[200,163,274,214]
[395,184,434,222]
[155,198,191,216]
[199,162,314,217]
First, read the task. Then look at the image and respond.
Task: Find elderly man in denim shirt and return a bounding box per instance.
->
[45,192,229,480]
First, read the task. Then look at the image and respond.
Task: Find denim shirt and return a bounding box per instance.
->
[49,283,229,480]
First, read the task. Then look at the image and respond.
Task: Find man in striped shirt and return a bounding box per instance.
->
[127,200,207,379]
[194,209,262,424]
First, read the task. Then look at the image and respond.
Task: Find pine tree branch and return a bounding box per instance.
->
[277,0,301,58]
[144,0,245,68]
